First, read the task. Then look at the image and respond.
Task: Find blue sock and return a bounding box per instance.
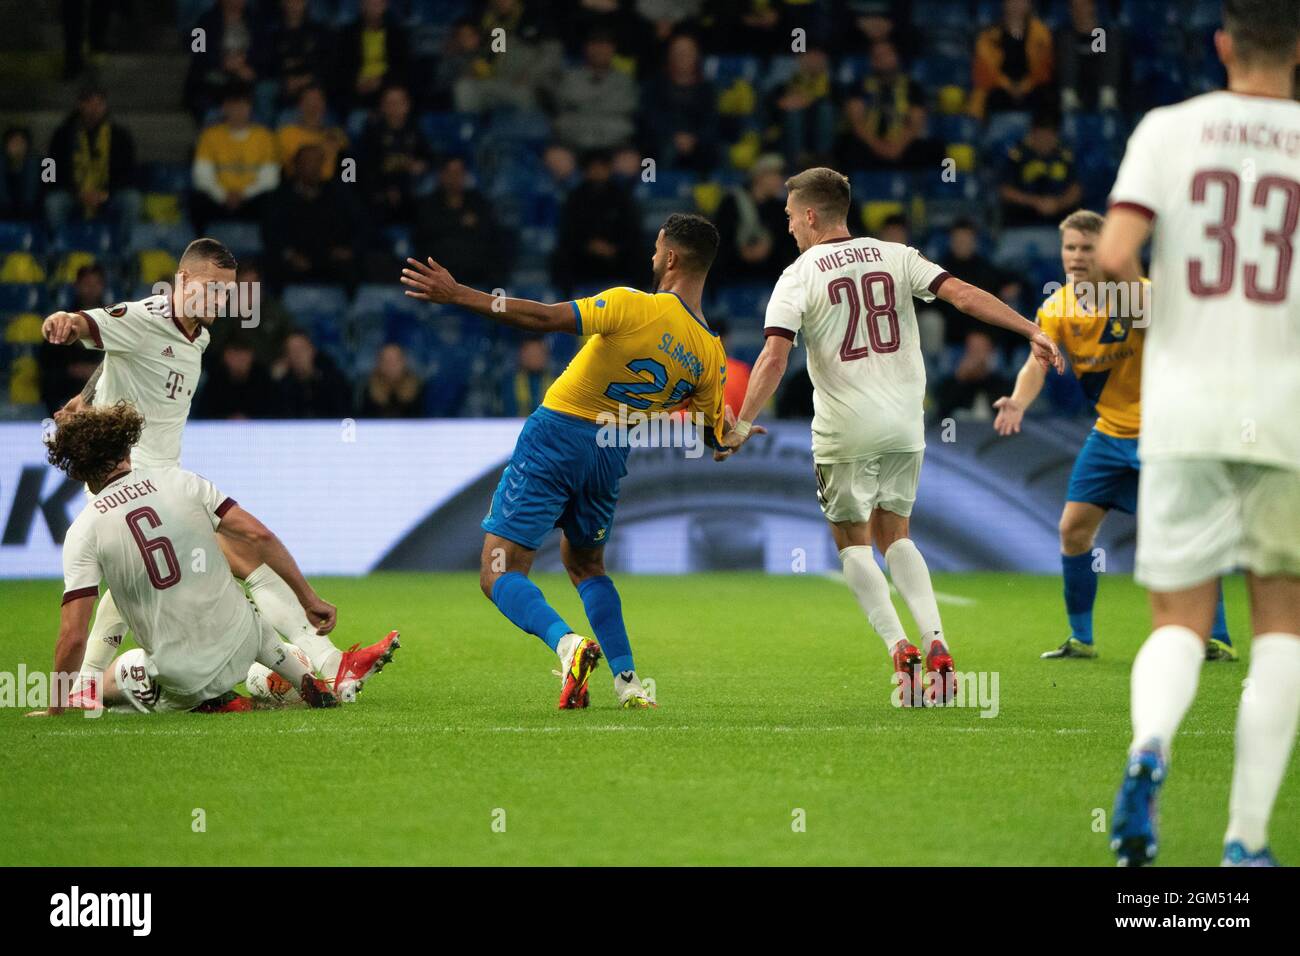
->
[1211,582,1231,644]
[490,572,572,652]
[1062,552,1097,645]
[577,575,634,675]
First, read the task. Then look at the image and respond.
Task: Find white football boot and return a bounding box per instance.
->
[614,670,656,709]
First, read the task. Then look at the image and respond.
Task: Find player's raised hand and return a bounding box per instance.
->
[54,395,85,424]
[713,417,768,462]
[401,257,458,304]
[992,396,1025,436]
[1030,331,1064,375]
[302,595,337,635]
[42,311,80,345]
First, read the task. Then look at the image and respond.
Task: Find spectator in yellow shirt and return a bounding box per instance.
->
[970,0,1055,118]
[276,84,347,182]
[191,85,279,233]
[337,0,410,110]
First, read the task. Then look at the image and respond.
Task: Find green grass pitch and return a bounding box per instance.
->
[0,571,1292,866]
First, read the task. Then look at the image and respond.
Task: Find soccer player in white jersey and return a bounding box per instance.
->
[1098,0,1300,867]
[717,167,1063,704]
[32,403,336,714]
[39,238,398,702]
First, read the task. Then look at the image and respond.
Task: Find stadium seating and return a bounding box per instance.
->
[0,284,43,313]
[0,253,44,285]
[52,222,113,257]
[0,222,40,255]
[0,0,1241,424]
[994,227,1065,272]
[203,221,263,259]
[419,112,481,159]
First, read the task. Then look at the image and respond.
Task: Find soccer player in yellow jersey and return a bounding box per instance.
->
[993,210,1231,660]
[402,214,732,709]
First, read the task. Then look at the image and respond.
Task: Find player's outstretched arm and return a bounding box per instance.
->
[714,336,785,461]
[217,505,337,635]
[401,257,578,334]
[28,597,94,716]
[1097,208,1151,284]
[936,277,1064,375]
[41,310,91,346]
[993,355,1049,436]
[55,363,104,421]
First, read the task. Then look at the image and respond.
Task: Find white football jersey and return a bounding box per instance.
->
[1109,90,1300,470]
[77,295,208,468]
[62,467,257,696]
[764,237,950,462]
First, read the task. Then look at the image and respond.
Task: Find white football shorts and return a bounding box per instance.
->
[1135,458,1300,591]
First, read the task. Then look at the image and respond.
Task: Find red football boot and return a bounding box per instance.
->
[192,691,253,714]
[924,639,957,707]
[333,630,400,702]
[892,641,923,708]
[299,674,339,709]
[558,637,602,710]
[67,675,100,711]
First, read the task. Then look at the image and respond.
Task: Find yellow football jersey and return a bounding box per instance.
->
[1036,280,1147,439]
[544,287,729,447]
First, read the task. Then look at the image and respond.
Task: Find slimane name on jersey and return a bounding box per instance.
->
[812,244,884,273]
[657,332,705,380]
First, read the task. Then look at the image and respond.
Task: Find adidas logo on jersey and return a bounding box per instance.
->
[161,346,175,358]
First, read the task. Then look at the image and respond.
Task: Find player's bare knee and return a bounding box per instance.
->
[1246,574,1300,636]
[1149,587,1218,640]
[563,554,605,585]
[1058,518,1094,556]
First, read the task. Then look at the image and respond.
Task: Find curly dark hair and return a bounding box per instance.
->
[46,402,144,486]
[661,212,720,274]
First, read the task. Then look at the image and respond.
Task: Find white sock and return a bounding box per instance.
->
[614,670,645,698]
[244,564,342,678]
[254,628,314,687]
[1225,634,1300,853]
[74,590,127,691]
[839,546,908,653]
[884,538,945,655]
[1129,624,1204,761]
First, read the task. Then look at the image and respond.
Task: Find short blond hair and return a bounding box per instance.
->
[785,167,851,223]
[1058,209,1104,234]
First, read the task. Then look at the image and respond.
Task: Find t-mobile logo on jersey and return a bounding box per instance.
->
[49,886,151,936]
[164,369,185,400]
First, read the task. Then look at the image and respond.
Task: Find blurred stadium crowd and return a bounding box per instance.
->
[0,0,1235,421]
